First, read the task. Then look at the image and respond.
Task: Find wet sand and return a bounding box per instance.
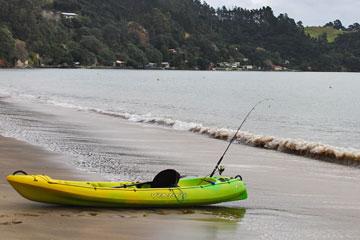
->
[1,100,360,239]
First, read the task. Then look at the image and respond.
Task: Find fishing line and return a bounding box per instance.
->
[209,98,273,177]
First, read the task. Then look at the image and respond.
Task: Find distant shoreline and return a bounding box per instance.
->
[2,66,360,73]
[0,66,352,72]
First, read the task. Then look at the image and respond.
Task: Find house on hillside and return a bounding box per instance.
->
[273,65,286,71]
[145,62,158,69]
[161,62,170,69]
[15,59,29,68]
[61,12,78,19]
[243,65,254,70]
[168,48,177,54]
[232,62,241,69]
[114,60,125,68]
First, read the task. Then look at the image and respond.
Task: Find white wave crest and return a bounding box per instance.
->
[190,126,360,164]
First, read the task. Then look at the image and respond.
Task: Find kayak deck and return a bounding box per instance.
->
[7,175,247,207]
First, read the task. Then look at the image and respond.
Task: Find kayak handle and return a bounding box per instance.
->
[12,170,28,175]
[234,175,243,181]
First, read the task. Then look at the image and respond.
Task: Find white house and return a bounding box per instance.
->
[61,12,78,19]
[161,62,170,69]
[243,65,254,70]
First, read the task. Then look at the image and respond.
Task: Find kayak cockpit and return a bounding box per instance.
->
[49,176,219,189]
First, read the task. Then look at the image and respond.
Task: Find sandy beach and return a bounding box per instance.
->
[0,136,251,240]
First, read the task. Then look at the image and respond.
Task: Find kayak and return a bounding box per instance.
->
[7,172,247,207]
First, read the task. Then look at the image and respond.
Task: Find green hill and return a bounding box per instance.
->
[305,26,344,43]
[0,0,360,71]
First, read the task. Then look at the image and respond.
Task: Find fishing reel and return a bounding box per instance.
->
[218,165,225,175]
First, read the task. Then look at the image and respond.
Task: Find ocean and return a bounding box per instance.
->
[0,69,359,170]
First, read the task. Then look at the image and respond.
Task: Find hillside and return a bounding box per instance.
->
[0,0,360,71]
[305,26,343,43]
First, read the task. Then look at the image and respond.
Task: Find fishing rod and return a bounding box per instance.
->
[209,98,273,177]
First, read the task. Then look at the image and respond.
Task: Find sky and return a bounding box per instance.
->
[204,0,360,26]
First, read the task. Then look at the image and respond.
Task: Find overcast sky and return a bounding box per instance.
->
[204,0,360,26]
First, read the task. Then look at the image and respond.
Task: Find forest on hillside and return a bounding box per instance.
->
[0,0,360,71]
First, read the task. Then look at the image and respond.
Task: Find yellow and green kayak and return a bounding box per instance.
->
[7,173,247,207]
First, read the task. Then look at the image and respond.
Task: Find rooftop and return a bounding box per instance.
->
[61,12,78,16]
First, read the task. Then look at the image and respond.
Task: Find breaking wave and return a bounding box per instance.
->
[190,126,360,166]
[48,100,360,166]
[2,91,360,166]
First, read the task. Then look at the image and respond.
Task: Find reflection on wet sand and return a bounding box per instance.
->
[15,204,246,222]
[3,203,247,240]
[184,206,246,222]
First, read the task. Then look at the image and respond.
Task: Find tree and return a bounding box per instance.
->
[326,20,345,30]
[0,26,15,65]
[80,35,104,54]
[348,23,360,32]
[67,41,94,65]
[98,48,115,66]
[297,21,304,29]
[145,47,163,64]
[126,43,148,68]
[53,0,81,12]
[14,39,28,62]
[102,23,122,48]
[333,19,344,30]
[324,22,334,28]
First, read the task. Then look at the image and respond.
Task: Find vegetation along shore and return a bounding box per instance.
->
[0,0,360,71]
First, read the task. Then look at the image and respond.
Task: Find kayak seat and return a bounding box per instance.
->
[150,169,180,188]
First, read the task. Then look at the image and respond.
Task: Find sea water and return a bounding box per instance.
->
[0,69,359,165]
